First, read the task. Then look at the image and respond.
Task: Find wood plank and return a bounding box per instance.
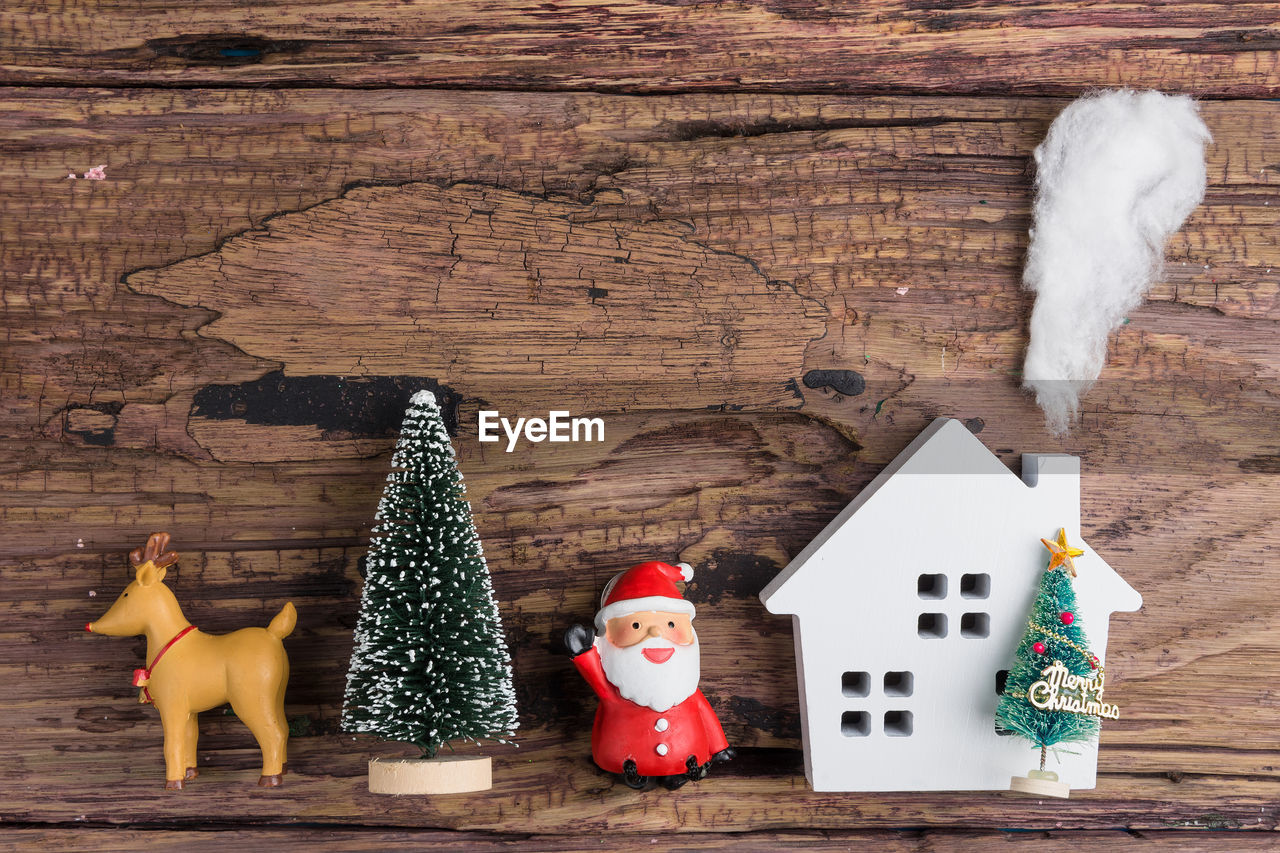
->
[1,88,1278,831]
[4,91,1275,437]
[0,2,1277,95]
[1,733,1277,832]
[5,828,1280,852]
[3,471,1278,825]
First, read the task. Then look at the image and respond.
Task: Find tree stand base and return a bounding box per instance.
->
[368,756,492,795]
[1009,770,1071,799]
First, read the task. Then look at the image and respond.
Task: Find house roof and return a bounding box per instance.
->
[759,417,1142,616]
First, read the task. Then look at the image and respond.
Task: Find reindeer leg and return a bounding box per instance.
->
[232,697,286,787]
[158,708,190,790]
[276,681,289,775]
[279,712,289,776]
[183,713,199,780]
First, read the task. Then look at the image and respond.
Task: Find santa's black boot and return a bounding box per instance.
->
[621,759,653,791]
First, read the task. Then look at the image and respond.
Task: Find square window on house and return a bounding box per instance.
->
[917,573,947,599]
[996,669,1010,695]
[917,612,947,639]
[961,612,990,638]
[841,671,870,697]
[961,573,990,599]
[884,710,913,737]
[841,711,870,737]
[884,671,914,697]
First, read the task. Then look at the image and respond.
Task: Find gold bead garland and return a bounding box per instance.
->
[1030,623,1100,670]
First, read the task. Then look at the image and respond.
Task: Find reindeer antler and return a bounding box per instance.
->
[129,532,179,570]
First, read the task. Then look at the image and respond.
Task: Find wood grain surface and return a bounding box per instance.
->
[7,828,1280,853]
[1,1,1278,95]
[2,1,1279,848]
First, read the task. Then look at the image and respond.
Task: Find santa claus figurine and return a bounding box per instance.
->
[564,560,734,790]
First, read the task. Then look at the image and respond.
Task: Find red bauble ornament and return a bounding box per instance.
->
[1060,611,1074,625]
[1032,642,1047,655]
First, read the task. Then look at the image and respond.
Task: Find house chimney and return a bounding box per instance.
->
[1021,454,1081,522]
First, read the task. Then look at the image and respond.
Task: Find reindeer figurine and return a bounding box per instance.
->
[86,533,296,789]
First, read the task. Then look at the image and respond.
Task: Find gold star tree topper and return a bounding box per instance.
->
[1040,528,1085,577]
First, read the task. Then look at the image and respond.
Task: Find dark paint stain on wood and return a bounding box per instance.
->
[520,654,595,733]
[964,416,985,433]
[686,549,782,606]
[1239,455,1280,474]
[901,0,987,10]
[287,713,340,738]
[711,745,805,777]
[143,34,309,66]
[75,705,148,733]
[662,115,953,142]
[190,372,461,437]
[717,694,800,741]
[914,12,998,33]
[758,0,863,23]
[802,369,867,398]
[62,402,124,447]
[1143,29,1280,55]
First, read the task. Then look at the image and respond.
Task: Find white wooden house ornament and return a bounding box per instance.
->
[759,418,1142,792]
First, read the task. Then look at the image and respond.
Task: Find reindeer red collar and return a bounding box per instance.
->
[132,624,197,704]
[87,533,297,789]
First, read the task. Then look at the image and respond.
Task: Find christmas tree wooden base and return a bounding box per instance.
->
[1009,769,1071,799]
[368,755,492,795]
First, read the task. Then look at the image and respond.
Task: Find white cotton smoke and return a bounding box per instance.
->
[1022,90,1211,434]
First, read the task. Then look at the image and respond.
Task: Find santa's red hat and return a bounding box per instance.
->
[595,560,695,632]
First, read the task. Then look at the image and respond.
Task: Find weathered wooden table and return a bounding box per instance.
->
[2,2,1277,849]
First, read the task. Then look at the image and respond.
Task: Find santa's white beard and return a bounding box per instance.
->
[598,633,700,713]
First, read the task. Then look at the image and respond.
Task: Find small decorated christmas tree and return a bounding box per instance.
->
[343,390,518,793]
[998,529,1112,798]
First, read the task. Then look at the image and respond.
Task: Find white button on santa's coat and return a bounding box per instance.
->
[655,718,669,732]
[656,743,669,756]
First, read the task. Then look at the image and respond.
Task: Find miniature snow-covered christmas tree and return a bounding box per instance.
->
[998,529,1119,798]
[343,390,518,794]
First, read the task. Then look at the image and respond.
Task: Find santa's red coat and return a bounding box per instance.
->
[573,645,729,776]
